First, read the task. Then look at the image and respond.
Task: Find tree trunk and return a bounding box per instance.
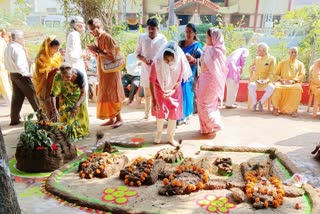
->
[168,0,175,26]
[0,128,21,214]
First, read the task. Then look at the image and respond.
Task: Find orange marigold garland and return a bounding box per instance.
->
[119,157,164,186]
[244,169,284,209]
[160,164,209,195]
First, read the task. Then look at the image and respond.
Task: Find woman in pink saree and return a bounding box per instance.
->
[150,41,192,147]
[197,28,228,136]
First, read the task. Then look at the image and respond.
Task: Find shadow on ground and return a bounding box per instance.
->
[275,132,320,188]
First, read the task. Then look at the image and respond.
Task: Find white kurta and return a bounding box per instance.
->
[135,33,167,88]
[65,30,88,90]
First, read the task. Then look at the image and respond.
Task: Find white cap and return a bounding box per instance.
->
[11,30,24,41]
[71,16,84,24]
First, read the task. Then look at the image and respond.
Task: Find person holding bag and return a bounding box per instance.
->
[87,18,125,128]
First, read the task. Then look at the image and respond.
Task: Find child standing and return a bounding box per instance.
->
[150,41,192,147]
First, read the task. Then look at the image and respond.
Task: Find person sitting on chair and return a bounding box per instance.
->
[307,59,320,117]
[122,53,141,105]
[271,47,305,117]
[248,43,276,111]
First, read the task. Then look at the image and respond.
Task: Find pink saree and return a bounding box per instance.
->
[197,29,228,134]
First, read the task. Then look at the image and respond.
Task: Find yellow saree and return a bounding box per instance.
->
[33,36,62,118]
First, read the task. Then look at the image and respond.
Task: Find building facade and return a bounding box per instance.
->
[1,0,319,29]
[120,0,295,31]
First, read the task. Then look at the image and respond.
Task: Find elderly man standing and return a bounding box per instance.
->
[4,30,39,125]
[271,47,305,117]
[65,17,88,93]
[248,43,276,111]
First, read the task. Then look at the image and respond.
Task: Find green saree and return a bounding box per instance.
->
[51,72,89,140]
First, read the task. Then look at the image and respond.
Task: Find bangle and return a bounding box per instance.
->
[193,58,197,64]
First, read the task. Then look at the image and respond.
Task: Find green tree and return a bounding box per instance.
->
[216,14,246,55]
[60,0,138,34]
[59,0,117,33]
[274,5,320,71]
[0,0,31,27]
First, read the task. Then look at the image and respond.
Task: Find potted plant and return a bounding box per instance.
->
[15,112,77,172]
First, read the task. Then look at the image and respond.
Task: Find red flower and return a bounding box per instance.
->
[36,146,45,150]
[51,143,58,150]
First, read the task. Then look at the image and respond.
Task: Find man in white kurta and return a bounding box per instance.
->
[135,18,167,119]
[65,17,88,93]
[4,30,39,125]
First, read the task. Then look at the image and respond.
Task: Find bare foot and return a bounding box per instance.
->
[126,99,133,105]
[112,120,123,129]
[101,119,114,126]
[273,109,280,116]
[129,101,143,109]
[202,131,217,139]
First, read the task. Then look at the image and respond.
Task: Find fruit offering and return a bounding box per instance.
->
[245,169,284,209]
[119,157,165,186]
[159,164,209,195]
[78,153,128,179]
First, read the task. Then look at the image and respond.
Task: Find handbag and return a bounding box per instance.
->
[99,51,126,73]
[192,48,201,78]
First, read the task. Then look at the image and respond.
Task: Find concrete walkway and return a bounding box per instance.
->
[0,100,319,213]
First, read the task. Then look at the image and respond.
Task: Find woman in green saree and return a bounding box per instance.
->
[50,62,89,140]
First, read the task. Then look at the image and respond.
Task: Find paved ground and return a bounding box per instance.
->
[1,99,320,213]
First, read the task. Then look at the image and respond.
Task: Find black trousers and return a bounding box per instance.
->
[121,74,140,102]
[10,73,39,123]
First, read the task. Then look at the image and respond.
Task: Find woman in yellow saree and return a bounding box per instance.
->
[33,36,62,119]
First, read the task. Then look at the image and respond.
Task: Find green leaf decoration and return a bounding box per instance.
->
[112,191,125,198]
[115,197,128,204]
[217,201,224,207]
[218,207,228,213]
[117,186,128,191]
[219,197,228,203]
[104,188,115,194]
[27,113,34,120]
[211,201,218,206]
[225,203,234,208]
[207,205,217,212]
[125,191,137,197]
[103,195,115,201]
